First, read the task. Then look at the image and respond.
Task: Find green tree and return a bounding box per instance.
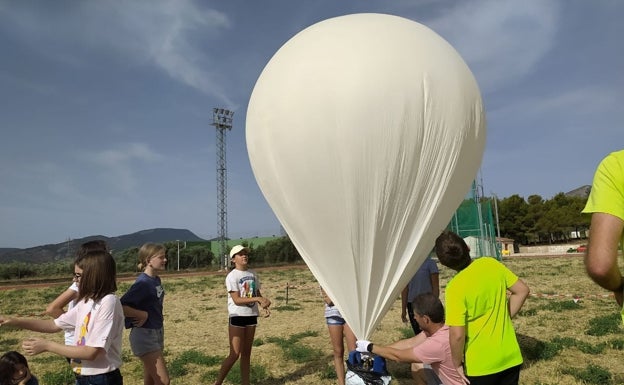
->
[255,236,301,264]
[116,247,140,273]
[498,195,529,244]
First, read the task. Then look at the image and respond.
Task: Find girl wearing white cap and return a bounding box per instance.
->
[213,245,271,385]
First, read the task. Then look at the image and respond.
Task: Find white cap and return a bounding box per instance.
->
[229,245,249,259]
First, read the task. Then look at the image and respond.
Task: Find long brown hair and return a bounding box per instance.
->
[0,351,29,385]
[76,250,117,302]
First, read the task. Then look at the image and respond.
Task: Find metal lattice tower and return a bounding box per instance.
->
[212,108,234,270]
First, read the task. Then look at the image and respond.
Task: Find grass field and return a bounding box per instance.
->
[1,255,623,385]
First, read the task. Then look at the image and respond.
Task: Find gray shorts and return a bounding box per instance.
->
[423,365,443,385]
[129,327,164,357]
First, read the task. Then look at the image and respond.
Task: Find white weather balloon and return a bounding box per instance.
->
[247,13,485,339]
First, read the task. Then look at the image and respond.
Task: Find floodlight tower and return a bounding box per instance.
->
[212,108,234,270]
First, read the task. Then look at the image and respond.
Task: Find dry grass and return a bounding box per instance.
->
[1,256,624,385]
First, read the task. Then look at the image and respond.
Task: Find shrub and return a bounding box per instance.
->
[521,339,563,361]
[168,349,221,377]
[520,308,538,316]
[287,343,324,363]
[264,331,322,363]
[586,313,621,336]
[608,338,624,350]
[399,327,414,339]
[320,364,337,380]
[562,364,612,385]
[40,366,74,385]
[222,362,269,383]
[274,304,302,311]
[540,300,581,312]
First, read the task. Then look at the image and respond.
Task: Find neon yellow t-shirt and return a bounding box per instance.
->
[445,257,523,376]
[583,149,624,250]
[583,149,624,323]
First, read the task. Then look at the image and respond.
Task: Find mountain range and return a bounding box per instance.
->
[0,228,205,263]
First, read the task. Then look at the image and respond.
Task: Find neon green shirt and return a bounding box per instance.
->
[583,149,624,251]
[445,257,523,376]
[583,149,624,323]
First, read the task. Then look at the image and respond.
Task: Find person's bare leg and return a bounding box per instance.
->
[139,350,170,385]
[343,323,357,352]
[239,325,256,385]
[214,325,244,385]
[328,324,346,385]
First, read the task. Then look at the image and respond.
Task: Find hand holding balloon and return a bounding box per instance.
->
[356,340,372,353]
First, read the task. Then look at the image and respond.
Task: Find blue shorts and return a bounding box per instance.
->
[326,315,346,325]
[129,327,164,357]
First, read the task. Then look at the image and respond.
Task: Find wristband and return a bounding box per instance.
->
[367,343,373,352]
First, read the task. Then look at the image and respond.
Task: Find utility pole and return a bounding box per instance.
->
[492,193,501,238]
[176,240,180,271]
[212,108,234,271]
[174,240,185,271]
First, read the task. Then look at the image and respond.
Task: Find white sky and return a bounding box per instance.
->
[1,0,622,248]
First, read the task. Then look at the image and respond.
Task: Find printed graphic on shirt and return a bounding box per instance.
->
[240,276,257,307]
[71,310,92,374]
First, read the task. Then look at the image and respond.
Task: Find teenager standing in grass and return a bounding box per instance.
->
[121,243,170,385]
[320,287,356,385]
[435,230,529,385]
[45,240,108,357]
[213,245,271,385]
[0,251,124,385]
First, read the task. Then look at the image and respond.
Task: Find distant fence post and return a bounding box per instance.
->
[286,282,289,305]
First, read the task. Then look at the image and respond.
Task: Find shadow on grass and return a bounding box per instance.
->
[255,354,331,385]
[517,333,563,365]
[254,353,414,385]
[386,359,412,381]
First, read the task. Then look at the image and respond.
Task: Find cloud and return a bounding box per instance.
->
[86,142,163,194]
[0,143,163,208]
[488,85,619,128]
[0,159,90,214]
[1,0,234,105]
[106,0,236,106]
[426,0,561,92]
[90,142,162,165]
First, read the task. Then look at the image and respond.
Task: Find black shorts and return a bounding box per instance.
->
[229,316,258,327]
[467,364,521,385]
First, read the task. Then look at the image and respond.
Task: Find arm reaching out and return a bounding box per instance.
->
[22,338,102,360]
[0,316,61,333]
